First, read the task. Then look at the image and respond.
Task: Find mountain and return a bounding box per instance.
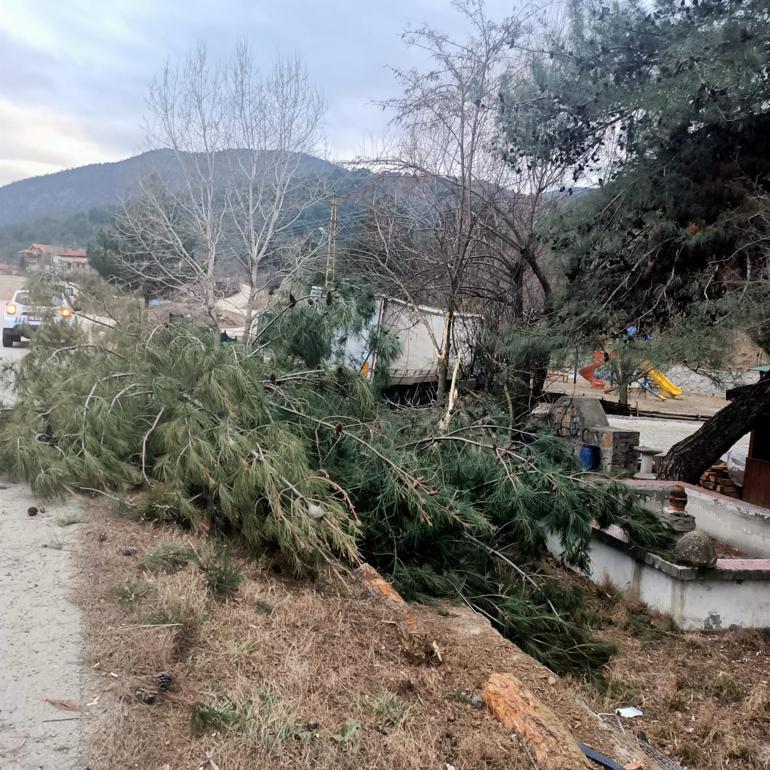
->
[0,150,351,228]
[0,150,369,261]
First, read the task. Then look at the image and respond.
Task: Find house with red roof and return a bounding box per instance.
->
[18,243,91,274]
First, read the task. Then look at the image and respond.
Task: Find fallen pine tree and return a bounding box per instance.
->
[0,308,672,674]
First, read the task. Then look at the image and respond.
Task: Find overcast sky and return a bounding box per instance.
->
[0,0,516,187]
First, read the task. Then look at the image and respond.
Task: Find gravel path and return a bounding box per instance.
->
[0,482,85,769]
[608,415,751,455]
[665,366,760,397]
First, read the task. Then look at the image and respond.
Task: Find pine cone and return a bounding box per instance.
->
[156,671,172,691]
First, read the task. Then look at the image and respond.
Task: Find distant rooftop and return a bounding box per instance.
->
[19,243,87,259]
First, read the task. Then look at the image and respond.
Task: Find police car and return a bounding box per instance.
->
[2,289,75,348]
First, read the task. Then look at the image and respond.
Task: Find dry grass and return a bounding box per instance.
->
[78,503,546,769]
[568,571,770,770]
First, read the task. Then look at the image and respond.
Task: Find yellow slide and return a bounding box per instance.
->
[647,368,683,397]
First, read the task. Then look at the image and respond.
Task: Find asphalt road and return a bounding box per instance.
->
[0,275,31,405]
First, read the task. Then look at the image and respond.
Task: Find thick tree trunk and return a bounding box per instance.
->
[657,376,770,483]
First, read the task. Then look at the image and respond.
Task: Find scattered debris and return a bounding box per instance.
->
[579,743,627,770]
[615,706,643,719]
[120,546,138,556]
[156,672,172,691]
[470,694,484,710]
[27,506,38,517]
[306,502,326,519]
[44,698,81,712]
[135,688,158,705]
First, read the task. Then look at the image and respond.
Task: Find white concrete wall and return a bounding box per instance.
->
[629,481,770,557]
[686,487,770,558]
[546,532,770,630]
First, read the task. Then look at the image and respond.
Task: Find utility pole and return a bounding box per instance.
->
[325,195,337,288]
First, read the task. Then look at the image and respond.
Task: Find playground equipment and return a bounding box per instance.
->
[645,366,683,397]
[578,349,685,401]
[579,352,608,388]
[633,377,667,401]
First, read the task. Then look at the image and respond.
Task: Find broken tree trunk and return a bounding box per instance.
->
[657,375,770,483]
[482,673,592,769]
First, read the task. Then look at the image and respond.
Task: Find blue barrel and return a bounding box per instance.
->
[579,444,600,471]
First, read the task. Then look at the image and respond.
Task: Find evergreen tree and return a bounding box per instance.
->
[500,0,770,477]
[0,299,670,674]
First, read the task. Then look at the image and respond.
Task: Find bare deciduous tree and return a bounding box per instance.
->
[227,45,326,343]
[117,43,231,322]
[113,43,325,335]
[351,0,566,399]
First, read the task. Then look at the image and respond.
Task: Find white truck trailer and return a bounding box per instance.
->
[341,296,481,385]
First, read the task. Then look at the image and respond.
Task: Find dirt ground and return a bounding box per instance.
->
[77,502,652,770]
[569,569,770,770]
[0,479,86,769]
[545,370,730,418]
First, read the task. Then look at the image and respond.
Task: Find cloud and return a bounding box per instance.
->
[0,0,520,186]
[0,98,125,185]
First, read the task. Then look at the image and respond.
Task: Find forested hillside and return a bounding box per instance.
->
[0,150,368,261]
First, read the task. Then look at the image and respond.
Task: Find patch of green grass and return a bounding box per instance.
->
[144,605,201,656]
[199,547,243,597]
[361,692,410,727]
[595,575,623,605]
[56,513,84,526]
[190,689,301,754]
[592,674,644,706]
[709,672,747,704]
[255,600,274,615]
[190,696,247,735]
[332,719,362,746]
[678,741,703,766]
[112,580,153,606]
[625,612,675,647]
[450,688,473,705]
[726,745,755,762]
[139,542,198,573]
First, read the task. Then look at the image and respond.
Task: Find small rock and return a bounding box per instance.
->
[27,506,39,517]
[121,547,138,557]
[306,720,319,731]
[675,530,717,568]
[38,506,46,514]
[470,694,484,710]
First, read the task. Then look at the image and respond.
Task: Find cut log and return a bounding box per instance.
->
[482,672,592,770]
[658,376,770,483]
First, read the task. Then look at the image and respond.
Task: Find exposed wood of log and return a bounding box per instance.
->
[482,672,592,770]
